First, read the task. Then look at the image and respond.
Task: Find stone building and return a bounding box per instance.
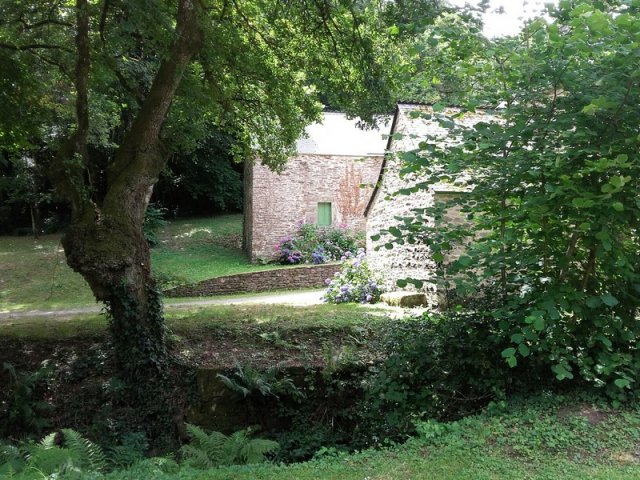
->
[365,104,489,306]
[243,112,388,262]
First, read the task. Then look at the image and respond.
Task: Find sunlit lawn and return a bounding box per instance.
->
[0,214,282,312]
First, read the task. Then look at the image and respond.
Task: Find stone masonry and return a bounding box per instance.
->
[164,263,340,297]
[366,104,489,306]
[244,154,383,262]
[243,112,388,262]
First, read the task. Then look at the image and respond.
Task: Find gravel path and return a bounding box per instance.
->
[0,290,326,321]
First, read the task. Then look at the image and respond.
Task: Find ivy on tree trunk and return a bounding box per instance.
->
[49,0,204,380]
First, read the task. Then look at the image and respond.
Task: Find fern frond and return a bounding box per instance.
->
[39,432,57,449]
[0,443,25,477]
[25,445,76,475]
[244,438,279,464]
[224,428,250,465]
[217,373,251,397]
[61,428,107,472]
[0,443,22,463]
[179,445,215,469]
[180,424,277,469]
[185,423,227,464]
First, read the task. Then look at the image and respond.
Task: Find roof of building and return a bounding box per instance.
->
[295,112,390,156]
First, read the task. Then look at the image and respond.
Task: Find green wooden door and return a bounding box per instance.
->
[317,202,332,226]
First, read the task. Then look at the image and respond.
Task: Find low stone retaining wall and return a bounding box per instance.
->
[163,263,340,297]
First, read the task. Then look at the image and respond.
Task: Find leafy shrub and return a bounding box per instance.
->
[1,362,53,437]
[0,429,107,478]
[180,425,278,468]
[217,363,303,401]
[275,223,363,265]
[359,311,548,442]
[379,1,640,402]
[143,203,168,246]
[323,250,383,304]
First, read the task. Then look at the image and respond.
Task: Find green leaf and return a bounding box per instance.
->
[601,293,619,307]
[506,356,517,368]
[396,279,408,288]
[551,364,574,380]
[612,201,624,212]
[457,256,472,267]
[388,227,402,238]
[510,333,524,343]
[432,252,444,262]
[614,378,630,389]
[518,343,530,357]
[572,197,595,208]
[586,296,602,308]
[501,347,516,358]
[595,335,612,348]
[542,301,560,320]
[533,317,545,331]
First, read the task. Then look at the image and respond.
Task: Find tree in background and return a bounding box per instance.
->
[154,129,243,216]
[0,0,396,384]
[383,1,640,397]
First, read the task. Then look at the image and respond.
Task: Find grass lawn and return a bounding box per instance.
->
[0,214,283,312]
[103,393,640,479]
[151,214,282,288]
[0,303,387,369]
[2,305,639,479]
[104,447,640,480]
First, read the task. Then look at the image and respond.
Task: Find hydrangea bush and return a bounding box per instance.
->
[275,222,363,265]
[323,249,383,304]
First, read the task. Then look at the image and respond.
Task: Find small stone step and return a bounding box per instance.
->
[380,292,427,308]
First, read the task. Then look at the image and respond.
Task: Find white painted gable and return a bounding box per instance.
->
[295,112,389,156]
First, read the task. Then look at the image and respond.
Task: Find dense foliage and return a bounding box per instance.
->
[362,311,549,440]
[153,130,243,217]
[323,250,383,304]
[275,223,363,265]
[0,0,401,390]
[380,1,640,398]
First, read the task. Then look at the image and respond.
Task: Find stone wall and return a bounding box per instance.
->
[164,263,340,297]
[366,105,488,307]
[244,154,383,262]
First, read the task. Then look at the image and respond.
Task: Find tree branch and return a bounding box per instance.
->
[48,0,91,217]
[581,244,597,292]
[0,42,71,52]
[105,0,204,207]
[99,0,112,41]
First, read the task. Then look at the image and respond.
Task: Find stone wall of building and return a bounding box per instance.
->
[366,105,487,307]
[245,154,383,262]
[164,263,340,297]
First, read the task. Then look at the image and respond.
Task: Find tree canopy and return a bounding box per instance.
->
[382,0,640,396]
[0,0,400,382]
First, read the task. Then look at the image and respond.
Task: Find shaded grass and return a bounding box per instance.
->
[0,304,388,371]
[2,303,640,479]
[0,215,285,312]
[98,394,640,479]
[0,304,380,340]
[151,214,283,288]
[0,236,96,312]
[104,450,640,480]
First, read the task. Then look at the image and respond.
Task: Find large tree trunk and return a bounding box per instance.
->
[62,208,165,378]
[49,0,203,382]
